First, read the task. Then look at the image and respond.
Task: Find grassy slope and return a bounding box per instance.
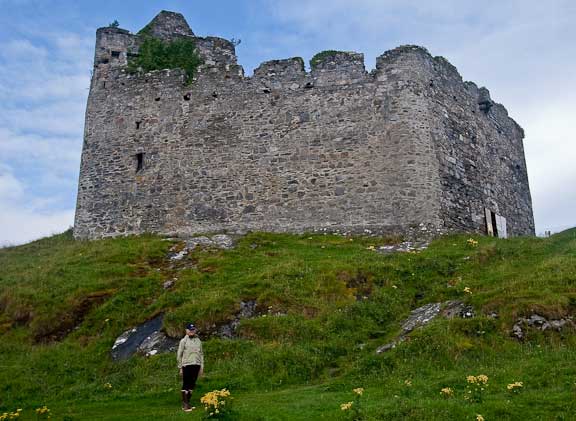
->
[0,229,575,420]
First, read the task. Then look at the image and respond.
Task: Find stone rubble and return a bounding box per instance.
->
[376,300,473,354]
[111,315,177,361]
[168,234,235,261]
[400,302,442,334]
[213,300,258,339]
[110,300,273,360]
[377,241,430,254]
[163,279,175,289]
[511,313,574,340]
[137,330,178,357]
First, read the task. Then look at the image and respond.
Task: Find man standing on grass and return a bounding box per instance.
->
[177,323,204,412]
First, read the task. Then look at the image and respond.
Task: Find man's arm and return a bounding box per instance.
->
[199,341,204,376]
[177,339,184,369]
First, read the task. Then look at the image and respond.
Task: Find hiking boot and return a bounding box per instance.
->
[181,391,190,411]
[183,390,196,412]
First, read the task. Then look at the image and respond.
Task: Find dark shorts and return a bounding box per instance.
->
[182,364,201,391]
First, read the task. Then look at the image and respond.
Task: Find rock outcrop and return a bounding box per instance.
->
[376,301,474,353]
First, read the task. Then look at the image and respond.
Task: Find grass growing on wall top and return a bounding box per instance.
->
[127,37,202,84]
[310,50,348,69]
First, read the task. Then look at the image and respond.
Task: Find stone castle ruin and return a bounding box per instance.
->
[74,11,534,240]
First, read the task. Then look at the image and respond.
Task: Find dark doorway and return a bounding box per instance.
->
[485,208,507,238]
[136,153,144,172]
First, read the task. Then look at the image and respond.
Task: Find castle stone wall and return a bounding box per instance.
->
[373,46,534,236]
[73,11,534,239]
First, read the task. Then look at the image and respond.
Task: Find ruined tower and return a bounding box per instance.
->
[73,11,535,239]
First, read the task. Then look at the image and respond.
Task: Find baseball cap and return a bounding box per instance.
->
[186,323,197,330]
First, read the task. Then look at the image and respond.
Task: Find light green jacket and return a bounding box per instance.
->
[177,335,204,369]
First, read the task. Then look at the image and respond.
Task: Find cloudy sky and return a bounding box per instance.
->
[0,0,574,245]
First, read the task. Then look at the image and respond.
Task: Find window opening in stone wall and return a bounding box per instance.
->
[136,121,141,129]
[136,153,144,173]
[111,51,121,58]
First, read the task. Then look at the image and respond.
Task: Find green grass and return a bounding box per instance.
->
[0,228,575,419]
[127,37,202,84]
[309,50,348,69]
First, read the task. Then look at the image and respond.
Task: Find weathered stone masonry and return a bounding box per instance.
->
[73,11,534,239]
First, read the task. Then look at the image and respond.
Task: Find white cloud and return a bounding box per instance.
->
[0,166,74,246]
[20,74,90,100]
[0,128,81,172]
[0,169,24,199]
[521,98,576,234]
[0,33,92,103]
[0,38,48,58]
[0,32,89,245]
[0,207,74,247]
[52,32,93,51]
[0,100,87,136]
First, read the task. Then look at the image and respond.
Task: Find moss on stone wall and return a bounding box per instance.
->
[292,56,305,71]
[137,23,153,36]
[127,37,202,84]
[310,50,347,69]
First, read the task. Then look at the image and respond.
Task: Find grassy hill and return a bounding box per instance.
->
[0,229,575,420]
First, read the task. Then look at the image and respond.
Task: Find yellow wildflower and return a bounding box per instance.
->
[463,287,472,294]
[507,381,523,390]
[404,379,412,387]
[340,402,353,411]
[440,387,454,397]
[0,410,23,421]
[201,389,232,417]
[353,387,364,395]
[476,415,485,421]
[467,375,477,384]
[35,406,50,415]
[477,374,489,384]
